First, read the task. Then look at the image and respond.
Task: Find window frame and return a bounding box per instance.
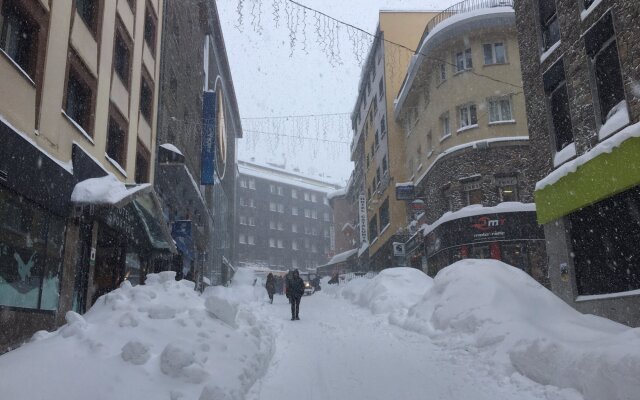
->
[139,66,154,124]
[457,103,478,131]
[143,0,157,56]
[454,48,473,73]
[483,42,507,65]
[134,139,150,183]
[112,16,133,88]
[440,112,451,140]
[487,96,514,123]
[64,49,98,138]
[106,104,129,171]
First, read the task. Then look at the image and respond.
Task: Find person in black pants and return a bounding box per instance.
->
[286,269,305,320]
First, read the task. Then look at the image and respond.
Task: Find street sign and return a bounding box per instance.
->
[396,184,415,200]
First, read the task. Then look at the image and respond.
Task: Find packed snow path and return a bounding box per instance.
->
[248,292,573,400]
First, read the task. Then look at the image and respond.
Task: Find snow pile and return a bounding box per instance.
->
[0,271,275,400]
[598,100,629,140]
[71,173,150,205]
[334,261,640,400]
[341,268,433,315]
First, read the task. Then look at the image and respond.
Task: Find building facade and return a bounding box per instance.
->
[394,0,548,285]
[155,0,241,288]
[514,0,640,326]
[0,0,174,352]
[351,11,438,271]
[235,161,340,271]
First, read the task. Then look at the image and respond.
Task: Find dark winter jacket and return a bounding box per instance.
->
[287,274,305,299]
[265,275,276,295]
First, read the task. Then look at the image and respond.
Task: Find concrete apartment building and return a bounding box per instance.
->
[155,0,242,288]
[394,1,548,285]
[351,11,437,271]
[0,0,175,352]
[236,160,340,271]
[514,0,640,326]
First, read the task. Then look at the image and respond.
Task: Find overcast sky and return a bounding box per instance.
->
[217,0,457,185]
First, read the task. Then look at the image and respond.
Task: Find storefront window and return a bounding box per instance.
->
[0,187,65,310]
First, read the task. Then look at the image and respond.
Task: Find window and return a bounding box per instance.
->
[427,130,433,153]
[483,42,506,65]
[65,51,96,136]
[323,196,329,205]
[240,179,247,188]
[113,22,132,86]
[277,186,284,195]
[379,198,390,229]
[76,0,99,36]
[539,0,560,51]
[369,217,378,241]
[304,209,311,218]
[380,117,386,136]
[277,222,284,231]
[464,182,483,205]
[324,212,330,222]
[292,207,298,216]
[277,239,284,249]
[249,198,255,207]
[239,234,246,244]
[488,97,513,123]
[291,189,297,198]
[311,210,317,219]
[135,141,150,183]
[0,0,43,79]
[585,12,626,125]
[270,184,276,194]
[248,217,255,226]
[140,70,153,123]
[311,194,317,203]
[438,63,446,83]
[304,192,310,201]
[376,168,381,186]
[378,78,384,101]
[440,112,450,138]
[292,241,298,250]
[458,104,478,130]
[106,107,128,169]
[247,235,255,245]
[543,59,574,152]
[0,188,65,311]
[292,224,298,233]
[269,220,276,230]
[277,204,284,213]
[497,177,518,202]
[143,2,157,54]
[375,130,380,148]
[371,143,375,157]
[455,48,473,72]
[248,179,256,189]
[269,238,276,248]
[239,197,245,206]
[382,155,388,173]
[269,202,277,212]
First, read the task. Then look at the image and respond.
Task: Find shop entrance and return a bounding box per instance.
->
[92,225,125,305]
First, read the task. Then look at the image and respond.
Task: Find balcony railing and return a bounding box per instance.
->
[419,0,514,48]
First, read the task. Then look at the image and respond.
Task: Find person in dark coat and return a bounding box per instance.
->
[265,273,276,304]
[284,270,293,303]
[328,272,339,285]
[286,269,305,320]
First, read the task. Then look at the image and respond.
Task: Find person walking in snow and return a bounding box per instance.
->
[265,273,276,304]
[286,269,305,320]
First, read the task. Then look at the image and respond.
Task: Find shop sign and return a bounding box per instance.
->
[201,90,217,185]
[358,194,368,244]
[393,242,406,257]
[396,184,415,200]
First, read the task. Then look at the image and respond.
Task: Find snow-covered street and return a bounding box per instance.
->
[1,262,639,400]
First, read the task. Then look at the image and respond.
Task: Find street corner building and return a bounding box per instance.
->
[0,0,241,352]
[391,0,547,286]
[513,0,640,325]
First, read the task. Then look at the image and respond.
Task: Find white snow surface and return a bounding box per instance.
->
[160,143,184,156]
[599,100,630,140]
[554,142,576,167]
[3,262,639,400]
[536,120,640,190]
[326,248,358,265]
[327,187,347,200]
[71,173,151,204]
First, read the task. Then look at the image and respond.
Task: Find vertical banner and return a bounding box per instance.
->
[358,194,369,244]
[201,90,217,185]
[171,220,194,261]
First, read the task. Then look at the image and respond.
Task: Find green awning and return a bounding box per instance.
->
[535,135,640,224]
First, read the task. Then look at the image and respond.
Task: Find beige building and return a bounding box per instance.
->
[351,11,437,270]
[0,0,174,353]
[394,1,548,284]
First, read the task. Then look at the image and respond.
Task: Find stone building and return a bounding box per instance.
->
[0,0,174,352]
[155,0,242,288]
[513,0,640,326]
[235,160,340,271]
[351,11,438,271]
[394,0,548,284]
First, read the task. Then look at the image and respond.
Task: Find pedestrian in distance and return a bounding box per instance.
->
[286,269,305,320]
[284,270,293,304]
[265,273,276,304]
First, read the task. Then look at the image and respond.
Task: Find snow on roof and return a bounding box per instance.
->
[536,120,640,191]
[160,143,183,156]
[341,223,355,232]
[327,188,347,200]
[420,202,536,236]
[238,162,340,193]
[71,174,151,205]
[395,181,414,187]
[395,6,514,116]
[327,248,358,265]
[414,136,529,186]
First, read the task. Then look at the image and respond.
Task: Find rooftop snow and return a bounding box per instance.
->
[160,143,184,156]
[420,202,536,236]
[238,163,340,193]
[327,188,347,200]
[327,248,358,265]
[71,174,151,205]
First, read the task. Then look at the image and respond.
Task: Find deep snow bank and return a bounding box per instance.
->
[333,261,640,400]
[0,270,274,400]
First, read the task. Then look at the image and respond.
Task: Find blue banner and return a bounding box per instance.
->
[171,220,194,261]
[201,90,217,185]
